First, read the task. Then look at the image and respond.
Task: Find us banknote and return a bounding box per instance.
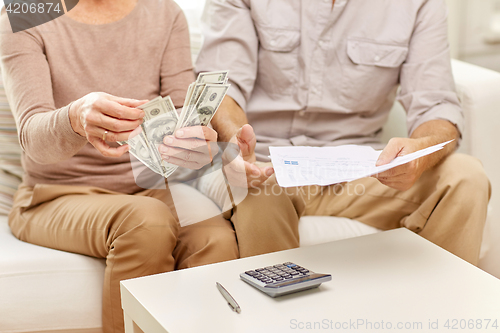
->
[120,70,229,178]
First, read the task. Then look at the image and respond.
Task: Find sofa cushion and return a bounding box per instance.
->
[0,75,22,216]
[0,170,19,216]
[298,216,381,247]
[0,216,105,332]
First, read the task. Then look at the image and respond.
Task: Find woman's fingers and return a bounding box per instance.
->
[97,98,145,121]
[88,135,130,158]
[161,126,219,170]
[160,145,212,166]
[83,110,142,133]
[159,141,219,167]
[160,154,204,170]
[109,96,149,108]
[80,97,145,139]
[86,125,140,143]
[174,126,217,142]
[72,92,148,158]
[96,112,143,133]
[163,137,207,151]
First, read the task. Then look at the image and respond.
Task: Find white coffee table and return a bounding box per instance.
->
[121,229,500,333]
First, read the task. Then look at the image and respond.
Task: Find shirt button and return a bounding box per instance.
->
[374,55,381,62]
[299,111,306,117]
[270,40,277,47]
[319,41,327,49]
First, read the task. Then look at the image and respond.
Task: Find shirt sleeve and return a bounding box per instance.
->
[0,14,87,165]
[195,0,258,110]
[397,0,464,139]
[160,6,195,108]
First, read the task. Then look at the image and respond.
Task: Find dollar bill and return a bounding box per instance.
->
[125,133,164,176]
[162,163,178,178]
[163,96,178,117]
[177,83,208,129]
[149,99,181,176]
[140,97,181,177]
[196,70,229,84]
[180,84,230,128]
[182,83,195,112]
[143,98,178,146]
[177,70,229,129]
[140,96,172,122]
[177,83,195,131]
[119,97,167,176]
[120,70,229,179]
[121,130,179,178]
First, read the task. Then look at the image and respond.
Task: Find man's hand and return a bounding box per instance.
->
[159,126,219,170]
[374,120,459,191]
[69,92,147,158]
[210,96,273,187]
[373,137,429,191]
[222,124,274,188]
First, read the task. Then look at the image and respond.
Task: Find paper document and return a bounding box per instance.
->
[269,140,453,187]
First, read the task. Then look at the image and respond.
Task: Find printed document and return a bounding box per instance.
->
[269,141,453,187]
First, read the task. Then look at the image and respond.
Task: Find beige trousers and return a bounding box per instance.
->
[228,153,491,265]
[8,183,238,333]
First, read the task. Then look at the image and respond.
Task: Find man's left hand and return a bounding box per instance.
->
[373,137,429,191]
[159,126,219,170]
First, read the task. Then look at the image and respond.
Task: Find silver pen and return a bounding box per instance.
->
[216,282,241,313]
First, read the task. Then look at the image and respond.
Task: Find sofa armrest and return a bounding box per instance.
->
[451,60,500,277]
[451,60,500,217]
[451,60,500,163]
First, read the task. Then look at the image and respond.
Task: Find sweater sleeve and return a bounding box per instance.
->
[0,13,87,165]
[160,5,195,108]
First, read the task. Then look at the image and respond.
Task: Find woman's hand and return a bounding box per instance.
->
[69,92,147,157]
[159,126,219,170]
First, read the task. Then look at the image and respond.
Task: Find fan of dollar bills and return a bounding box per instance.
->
[119,70,230,178]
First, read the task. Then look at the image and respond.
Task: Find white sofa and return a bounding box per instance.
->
[1,8,500,333]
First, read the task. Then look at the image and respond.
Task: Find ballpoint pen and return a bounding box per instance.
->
[216,282,241,314]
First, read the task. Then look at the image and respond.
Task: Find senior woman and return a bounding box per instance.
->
[0,0,238,332]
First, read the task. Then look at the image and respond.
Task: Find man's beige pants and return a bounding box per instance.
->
[8,184,239,333]
[228,154,491,266]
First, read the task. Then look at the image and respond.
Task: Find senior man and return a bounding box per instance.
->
[196,0,491,265]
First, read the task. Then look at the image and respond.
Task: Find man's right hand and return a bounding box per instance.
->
[69,92,147,158]
[222,124,274,188]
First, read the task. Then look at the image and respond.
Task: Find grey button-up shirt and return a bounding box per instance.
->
[196,0,463,161]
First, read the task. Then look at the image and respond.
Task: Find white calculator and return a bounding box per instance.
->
[240,262,332,297]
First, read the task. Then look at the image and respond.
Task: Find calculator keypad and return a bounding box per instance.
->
[244,262,311,285]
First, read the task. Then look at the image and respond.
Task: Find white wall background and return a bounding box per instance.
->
[176,0,500,73]
[446,0,500,72]
[176,0,205,10]
[2,0,499,73]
